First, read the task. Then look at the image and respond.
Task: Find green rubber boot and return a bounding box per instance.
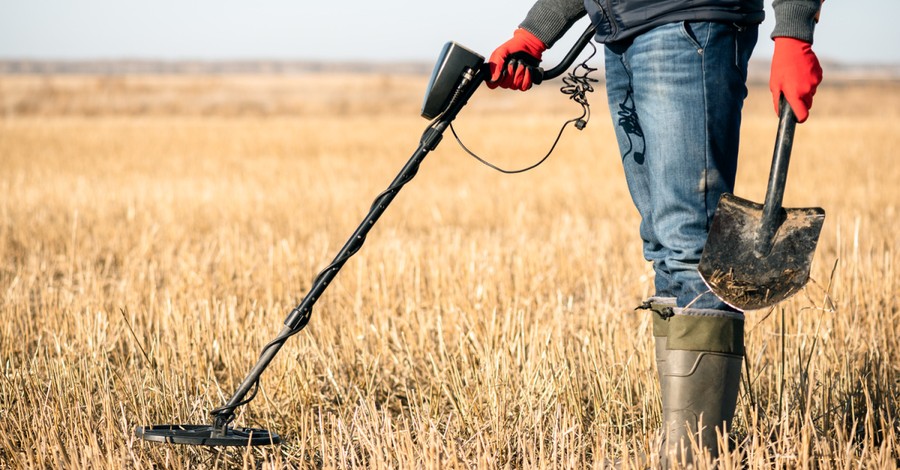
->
[623,297,676,469]
[660,311,744,467]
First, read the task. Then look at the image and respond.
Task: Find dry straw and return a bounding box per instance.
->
[1,75,898,468]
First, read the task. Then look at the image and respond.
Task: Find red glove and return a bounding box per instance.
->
[770,37,823,123]
[487,28,547,91]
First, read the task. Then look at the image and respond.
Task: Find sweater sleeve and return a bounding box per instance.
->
[518,0,587,48]
[771,0,822,43]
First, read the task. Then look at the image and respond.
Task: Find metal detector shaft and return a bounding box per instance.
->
[210,68,487,431]
[137,21,601,447]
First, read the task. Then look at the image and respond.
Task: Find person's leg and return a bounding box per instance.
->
[610,20,758,465]
[624,20,757,311]
[605,42,675,299]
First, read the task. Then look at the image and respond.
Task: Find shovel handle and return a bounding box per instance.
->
[757,97,797,254]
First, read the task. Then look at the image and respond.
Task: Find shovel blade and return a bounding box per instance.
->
[699,193,825,311]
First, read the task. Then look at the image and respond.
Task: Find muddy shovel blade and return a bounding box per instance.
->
[699,193,825,311]
[699,100,825,311]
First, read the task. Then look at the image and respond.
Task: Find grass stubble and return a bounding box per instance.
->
[0,74,898,468]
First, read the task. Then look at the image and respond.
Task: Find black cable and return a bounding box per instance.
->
[451,41,598,174]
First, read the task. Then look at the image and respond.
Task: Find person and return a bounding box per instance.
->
[486,0,823,466]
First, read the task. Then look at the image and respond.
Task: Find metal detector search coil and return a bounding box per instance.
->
[135,424,281,446]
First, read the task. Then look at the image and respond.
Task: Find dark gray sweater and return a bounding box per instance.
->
[520,0,821,47]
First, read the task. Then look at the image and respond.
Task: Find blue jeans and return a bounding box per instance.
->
[604,21,758,312]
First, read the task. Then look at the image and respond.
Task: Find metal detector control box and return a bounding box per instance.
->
[421,42,484,120]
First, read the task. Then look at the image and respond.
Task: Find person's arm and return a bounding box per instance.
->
[519,0,587,48]
[487,0,586,91]
[770,0,824,122]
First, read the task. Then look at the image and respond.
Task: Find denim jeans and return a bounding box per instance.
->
[604,21,758,312]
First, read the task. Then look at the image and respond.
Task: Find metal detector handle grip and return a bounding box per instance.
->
[757,96,797,253]
[532,23,597,85]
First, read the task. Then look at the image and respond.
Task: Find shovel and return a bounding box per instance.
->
[698,98,825,311]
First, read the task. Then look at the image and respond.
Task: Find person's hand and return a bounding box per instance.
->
[769,37,822,123]
[487,28,546,91]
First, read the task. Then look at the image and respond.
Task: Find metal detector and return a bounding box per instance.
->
[135,25,597,447]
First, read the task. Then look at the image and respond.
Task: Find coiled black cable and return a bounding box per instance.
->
[450,41,598,174]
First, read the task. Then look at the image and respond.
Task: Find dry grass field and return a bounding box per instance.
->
[1,72,898,468]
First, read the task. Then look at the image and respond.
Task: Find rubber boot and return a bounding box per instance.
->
[659,311,744,468]
[616,297,675,469]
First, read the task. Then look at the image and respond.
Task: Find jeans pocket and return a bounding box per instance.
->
[731,23,758,75]
[679,21,706,52]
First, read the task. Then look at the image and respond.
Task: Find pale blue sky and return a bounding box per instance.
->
[1,1,897,65]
